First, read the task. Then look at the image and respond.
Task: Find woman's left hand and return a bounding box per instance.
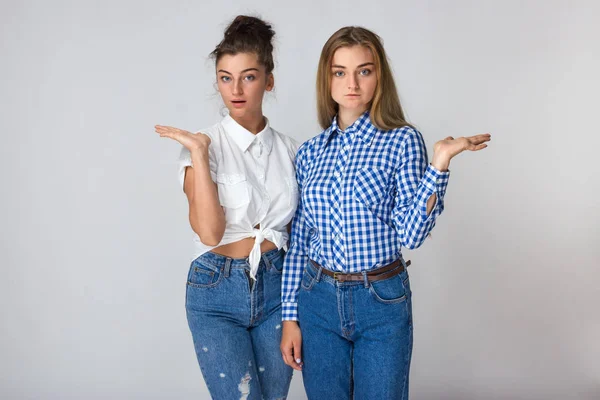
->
[431,133,491,171]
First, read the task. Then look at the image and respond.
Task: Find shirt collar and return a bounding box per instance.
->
[221,114,273,154]
[325,110,377,147]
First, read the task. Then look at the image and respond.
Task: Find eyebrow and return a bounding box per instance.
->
[217,68,260,75]
[331,62,375,69]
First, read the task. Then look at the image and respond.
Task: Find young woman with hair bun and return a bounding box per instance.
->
[156,15,296,400]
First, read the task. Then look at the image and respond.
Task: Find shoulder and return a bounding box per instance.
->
[295,126,332,166]
[381,125,429,166]
[178,122,223,164]
[194,122,224,143]
[382,125,426,150]
[271,128,302,154]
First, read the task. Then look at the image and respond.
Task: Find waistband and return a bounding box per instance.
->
[305,257,409,286]
[310,258,410,282]
[195,248,284,270]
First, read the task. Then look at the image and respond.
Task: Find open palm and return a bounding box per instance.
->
[434,134,491,159]
[155,125,211,152]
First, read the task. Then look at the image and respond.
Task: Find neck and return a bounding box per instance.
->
[231,112,266,135]
[337,106,367,131]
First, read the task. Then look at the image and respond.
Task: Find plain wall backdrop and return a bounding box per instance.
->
[1,0,599,399]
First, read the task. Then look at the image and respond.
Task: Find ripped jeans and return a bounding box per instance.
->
[185,248,293,400]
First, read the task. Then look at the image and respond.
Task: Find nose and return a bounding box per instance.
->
[347,73,359,90]
[232,78,243,96]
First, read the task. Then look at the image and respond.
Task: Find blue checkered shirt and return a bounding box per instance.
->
[281,111,451,321]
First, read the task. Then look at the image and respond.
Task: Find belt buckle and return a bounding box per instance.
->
[333,272,340,281]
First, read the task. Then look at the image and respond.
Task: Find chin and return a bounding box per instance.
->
[341,102,368,112]
[233,105,261,116]
[227,108,248,118]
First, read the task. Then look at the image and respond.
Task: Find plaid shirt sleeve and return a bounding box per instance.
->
[391,128,450,249]
[281,144,310,321]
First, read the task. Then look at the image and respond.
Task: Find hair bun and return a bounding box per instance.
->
[225,16,274,41]
[211,15,276,74]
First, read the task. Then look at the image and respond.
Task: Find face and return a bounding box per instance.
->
[216,52,274,119]
[330,45,377,115]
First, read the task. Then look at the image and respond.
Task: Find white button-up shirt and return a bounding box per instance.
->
[178,115,299,278]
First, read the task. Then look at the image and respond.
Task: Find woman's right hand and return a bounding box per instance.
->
[280,321,303,371]
[155,125,211,153]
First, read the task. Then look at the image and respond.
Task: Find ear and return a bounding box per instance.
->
[265,73,274,92]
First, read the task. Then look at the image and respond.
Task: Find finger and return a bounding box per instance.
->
[155,126,189,136]
[468,135,491,145]
[281,344,300,370]
[156,128,184,140]
[157,130,176,139]
[293,340,303,369]
[280,345,291,364]
[468,143,488,151]
[468,133,491,142]
[155,127,181,135]
[155,125,179,133]
[155,126,172,134]
[157,131,185,144]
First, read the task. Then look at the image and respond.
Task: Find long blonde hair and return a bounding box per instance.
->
[316,26,411,131]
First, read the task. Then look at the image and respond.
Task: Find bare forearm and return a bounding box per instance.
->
[188,151,225,245]
[426,193,437,216]
[426,151,450,216]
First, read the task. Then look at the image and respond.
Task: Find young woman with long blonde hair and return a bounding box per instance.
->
[280,26,491,399]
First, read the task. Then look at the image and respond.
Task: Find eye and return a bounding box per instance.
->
[359,69,371,76]
[244,75,256,81]
[333,70,345,77]
[220,76,231,82]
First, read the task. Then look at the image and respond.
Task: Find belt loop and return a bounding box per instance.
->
[262,253,271,271]
[224,258,231,278]
[316,266,323,282]
[362,271,370,288]
[400,257,407,269]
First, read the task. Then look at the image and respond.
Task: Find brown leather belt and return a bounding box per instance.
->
[309,259,411,282]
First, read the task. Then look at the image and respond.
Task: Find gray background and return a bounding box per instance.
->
[1,0,598,399]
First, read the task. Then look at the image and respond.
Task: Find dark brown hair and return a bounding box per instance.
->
[210,15,275,74]
[316,26,410,131]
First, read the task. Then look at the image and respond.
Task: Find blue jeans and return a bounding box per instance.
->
[185,248,293,400]
[298,259,413,400]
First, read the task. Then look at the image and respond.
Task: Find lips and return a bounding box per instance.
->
[231,100,246,108]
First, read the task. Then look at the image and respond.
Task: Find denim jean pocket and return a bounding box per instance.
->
[266,253,284,275]
[187,258,224,289]
[368,274,410,304]
[300,263,318,291]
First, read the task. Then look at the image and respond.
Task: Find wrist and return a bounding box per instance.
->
[190,147,210,161]
[431,153,450,172]
[431,160,449,172]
